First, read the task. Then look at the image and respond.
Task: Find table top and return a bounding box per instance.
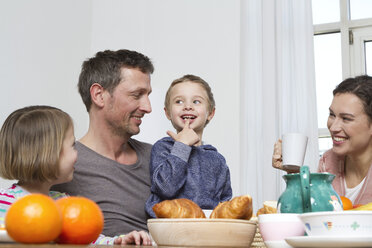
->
[0,245,138,248]
[0,244,242,248]
[0,245,222,248]
[0,242,253,247]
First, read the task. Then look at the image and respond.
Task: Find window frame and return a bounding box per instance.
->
[314,0,372,141]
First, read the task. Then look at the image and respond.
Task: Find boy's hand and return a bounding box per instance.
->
[167,119,200,146]
[113,230,152,246]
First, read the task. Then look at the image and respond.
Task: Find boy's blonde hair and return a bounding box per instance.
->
[165,74,215,114]
[0,106,73,183]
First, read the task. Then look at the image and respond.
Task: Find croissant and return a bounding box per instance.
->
[153,198,206,218]
[210,195,253,220]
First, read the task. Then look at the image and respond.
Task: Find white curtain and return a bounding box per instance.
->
[240,0,319,210]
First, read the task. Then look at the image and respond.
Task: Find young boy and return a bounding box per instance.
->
[145,74,232,217]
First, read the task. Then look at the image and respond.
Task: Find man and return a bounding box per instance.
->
[53,49,154,236]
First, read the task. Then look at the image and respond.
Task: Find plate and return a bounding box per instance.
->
[285,236,372,247]
[202,209,213,218]
[0,230,14,242]
[265,240,293,248]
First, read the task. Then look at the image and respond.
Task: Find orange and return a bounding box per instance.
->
[5,194,62,243]
[340,196,353,210]
[56,196,104,244]
[353,204,363,209]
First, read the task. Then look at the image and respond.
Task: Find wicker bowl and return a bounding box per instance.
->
[148,218,256,247]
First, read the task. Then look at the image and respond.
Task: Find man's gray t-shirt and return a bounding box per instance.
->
[52,139,152,236]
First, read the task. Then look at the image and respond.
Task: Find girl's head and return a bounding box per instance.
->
[0,106,76,184]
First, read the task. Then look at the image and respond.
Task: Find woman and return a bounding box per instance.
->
[273,75,372,205]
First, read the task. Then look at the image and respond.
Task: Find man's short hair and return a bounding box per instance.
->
[78,49,154,112]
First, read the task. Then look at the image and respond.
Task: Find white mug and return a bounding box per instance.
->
[281,133,308,169]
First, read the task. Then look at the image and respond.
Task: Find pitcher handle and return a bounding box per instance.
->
[300,166,311,212]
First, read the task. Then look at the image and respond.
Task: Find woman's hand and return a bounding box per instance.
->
[272,139,300,173]
[272,139,283,169]
[114,230,152,246]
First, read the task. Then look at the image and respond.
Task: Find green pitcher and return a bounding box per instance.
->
[277,166,343,213]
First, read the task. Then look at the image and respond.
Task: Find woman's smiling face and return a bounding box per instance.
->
[327,93,372,156]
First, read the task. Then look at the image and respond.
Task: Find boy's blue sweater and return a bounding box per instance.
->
[145,137,232,217]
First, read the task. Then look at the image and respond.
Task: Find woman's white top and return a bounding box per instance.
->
[344,177,366,203]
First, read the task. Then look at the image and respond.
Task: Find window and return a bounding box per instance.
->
[366,41,372,74]
[312,0,372,155]
[350,0,372,20]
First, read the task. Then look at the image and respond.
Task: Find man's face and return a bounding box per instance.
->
[103,67,152,138]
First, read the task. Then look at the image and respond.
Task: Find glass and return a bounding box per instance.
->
[314,33,342,130]
[350,0,372,20]
[366,41,372,75]
[312,0,340,24]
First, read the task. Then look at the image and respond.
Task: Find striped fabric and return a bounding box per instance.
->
[0,184,34,229]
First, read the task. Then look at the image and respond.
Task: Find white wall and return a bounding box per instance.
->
[0,0,243,196]
[0,0,92,187]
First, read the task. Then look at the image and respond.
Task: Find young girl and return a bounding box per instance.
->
[145,74,232,217]
[0,105,150,245]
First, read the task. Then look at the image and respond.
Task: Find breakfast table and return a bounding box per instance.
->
[0,245,148,248]
[0,245,253,248]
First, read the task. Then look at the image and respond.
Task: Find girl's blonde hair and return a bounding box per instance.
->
[0,106,73,183]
